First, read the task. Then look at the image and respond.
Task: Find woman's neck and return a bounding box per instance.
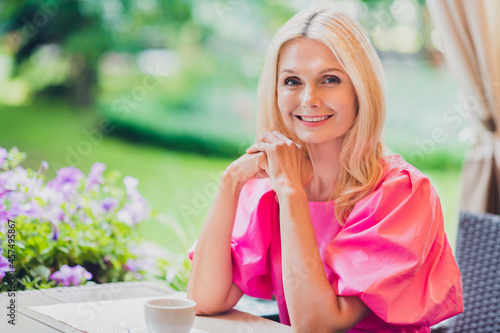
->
[305,138,343,201]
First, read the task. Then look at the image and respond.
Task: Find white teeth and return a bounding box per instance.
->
[301,116,330,122]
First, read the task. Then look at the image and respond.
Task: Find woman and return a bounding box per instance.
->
[187,9,463,332]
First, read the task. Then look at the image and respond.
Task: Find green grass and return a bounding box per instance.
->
[0,102,233,254]
[0,101,462,253]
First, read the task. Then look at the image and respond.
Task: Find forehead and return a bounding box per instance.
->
[278,38,341,71]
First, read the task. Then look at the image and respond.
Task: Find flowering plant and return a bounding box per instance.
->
[0,146,189,291]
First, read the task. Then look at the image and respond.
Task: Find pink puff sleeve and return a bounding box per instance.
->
[188,179,275,300]
[324,167,463,326]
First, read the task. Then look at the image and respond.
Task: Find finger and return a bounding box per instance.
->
[257,131,281,144]
[246,142,272,153]
[272,131,301,148]
[256,153,269,175]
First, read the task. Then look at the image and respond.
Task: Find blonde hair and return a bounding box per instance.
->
[256,9,386,225]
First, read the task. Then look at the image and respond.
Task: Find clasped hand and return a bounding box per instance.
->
[245,131,313,193]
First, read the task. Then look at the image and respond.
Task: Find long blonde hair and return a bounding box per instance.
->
[256,9,386,225]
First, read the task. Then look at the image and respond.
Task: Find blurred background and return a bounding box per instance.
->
[0,0,468,254]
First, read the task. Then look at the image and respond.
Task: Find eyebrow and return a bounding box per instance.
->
[279,67,345,76]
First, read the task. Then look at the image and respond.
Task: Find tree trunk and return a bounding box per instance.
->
[70,54,97,107]
[73,63,97,107]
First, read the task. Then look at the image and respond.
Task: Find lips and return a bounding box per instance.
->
[294,114,333,128]
[294,115,333,122]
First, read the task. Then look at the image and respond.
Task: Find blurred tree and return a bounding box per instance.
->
[0,0,193,106]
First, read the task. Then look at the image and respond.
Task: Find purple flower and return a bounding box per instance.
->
[123,176,142,199]
[86,163,106,190]
[49,265,92,287]
[116,176,149,226]
[0,147,7,169]
[46,167,84,203]
[125,258,145,279]
[0,169,45,221]
[46,206,65,223]
[125,258,146,272]
[116,201,149,226]
[0,167,30,200]
[50,221,60,241]
[0,201,22,224]
[101,197,118,213]
[48,167,84,188]
[25,176,44,199]
[5,190,45,221]
[0,254,14,280]
[0,205,8,225]
[20,198,45,220]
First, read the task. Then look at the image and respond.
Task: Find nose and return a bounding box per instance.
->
[301,85,322,110]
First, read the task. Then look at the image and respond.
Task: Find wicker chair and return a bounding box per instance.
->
[432,211,500,333]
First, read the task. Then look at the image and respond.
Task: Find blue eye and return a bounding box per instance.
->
[283,76,340,86]
[284,77,300,86]
[325,76,340,84]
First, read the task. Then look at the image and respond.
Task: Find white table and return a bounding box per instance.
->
[0,280,291,333]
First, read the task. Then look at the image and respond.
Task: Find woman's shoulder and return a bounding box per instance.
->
[380,154,413,177]
[377,154,432,191]
[348,154,440,219]
[346,153,442,230]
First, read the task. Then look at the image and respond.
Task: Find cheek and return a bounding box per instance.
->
[277,89,298,115]
[326,87,357,112]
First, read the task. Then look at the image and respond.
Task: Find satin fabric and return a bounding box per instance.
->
[188,155,463,332]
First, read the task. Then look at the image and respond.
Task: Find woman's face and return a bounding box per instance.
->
[276,38,358,145]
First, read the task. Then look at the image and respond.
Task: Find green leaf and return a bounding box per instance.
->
[57,246,70,254]
[29,265,52,280]
[39,246,53,256]
[34,197,46,207]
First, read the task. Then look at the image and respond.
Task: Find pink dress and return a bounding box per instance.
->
[188,154,463,332]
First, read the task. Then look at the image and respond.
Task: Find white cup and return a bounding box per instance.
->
[144,298,196,333]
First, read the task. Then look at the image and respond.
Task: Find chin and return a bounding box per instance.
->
[295,131,345,146]
[297,134,331,145]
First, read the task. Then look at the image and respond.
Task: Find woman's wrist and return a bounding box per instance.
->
[220,165,246,192]
[275,181,307,202]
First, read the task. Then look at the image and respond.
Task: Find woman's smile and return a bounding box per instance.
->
[294,114,334,127]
